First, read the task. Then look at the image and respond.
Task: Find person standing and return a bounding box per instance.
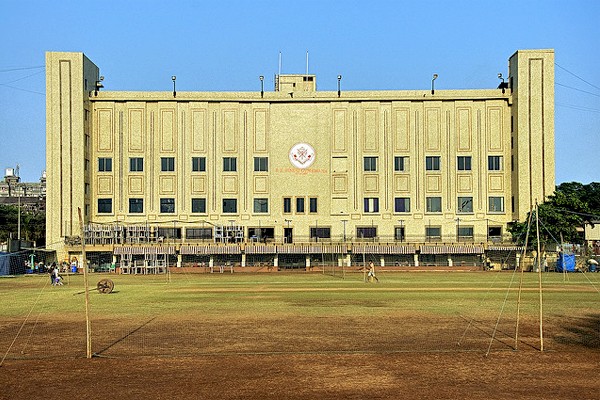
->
[48,263,55,285]
[367,261,379,283]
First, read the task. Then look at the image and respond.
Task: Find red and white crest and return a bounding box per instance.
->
[289,143,316,169]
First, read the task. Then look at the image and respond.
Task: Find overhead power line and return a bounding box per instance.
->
[555,63,600,92]
[556,102,600,114]
[0,66,44,73]
[556,82,600,98]
[0,83,45,95]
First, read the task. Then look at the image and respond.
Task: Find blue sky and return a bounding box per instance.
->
[1,0,598,184]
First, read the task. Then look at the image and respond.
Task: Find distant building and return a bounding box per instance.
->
[0,169,46,212]
[45,50,554,270]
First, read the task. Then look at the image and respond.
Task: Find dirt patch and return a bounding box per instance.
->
[2,351,598,400]
[1,312,599,399]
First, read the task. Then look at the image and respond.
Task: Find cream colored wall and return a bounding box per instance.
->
[46,50,554,255]
[46,52,99,259]
[509,49,555,220]
[88,92,513,242]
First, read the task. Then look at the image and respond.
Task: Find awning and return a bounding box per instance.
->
[113,246,146,255]
[245,244,277,254]
[145,246,176,255]
[113,246,175,255]
[277,244,311,254]
[318,244,347,254]
[352,244,416,254]
[420,245,484,254]
[208,244,241,255]
[180,245,211,255]
[487,245,524,252]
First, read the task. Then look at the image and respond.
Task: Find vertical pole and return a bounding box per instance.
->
[17,189,21,240]
[535,201,544,352]
[515,207,534,351]
[78,208,92,359]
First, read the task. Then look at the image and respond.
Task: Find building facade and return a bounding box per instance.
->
[45,50,555,270]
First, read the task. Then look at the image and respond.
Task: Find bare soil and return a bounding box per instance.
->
[1,311,598,400]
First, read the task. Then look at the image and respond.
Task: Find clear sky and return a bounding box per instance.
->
[1,0,598,184]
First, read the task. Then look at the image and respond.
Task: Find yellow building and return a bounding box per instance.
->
[45,50,554,270]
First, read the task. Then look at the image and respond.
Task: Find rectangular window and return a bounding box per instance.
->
[395,227,405,241]
[394,197,410,213]
[488,226,502,239]
[309,197,318,213]
[192,157,206,172]
[186,228,212,240]
[425,226,442,241]
[223,157,237,172]
[161,157,175,172]
[191,198,206,213]
[283,197,292,213]
[98,157,112,172]
[296,197,305,213]
[98,198,112,214]
[426,197,442,213]
[129,198,144,213]
[457,197,473,213]
[160,198,175,213]
[158,227,181,240]
[457,156,471,171]
[394,156,407,172]
[130,157,144,172]
[310,227,331,240]
[457,226,474,240]
[253,198,269,213]
[254,157,268,172]
[223,198,238,213]
[488,156,502,171]
[425,156,440,171]
[489,197,505,213]
[364,157,378,172]
[357,227,377,239]
[363,197,380,213]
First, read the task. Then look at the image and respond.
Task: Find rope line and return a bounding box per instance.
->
[0,276,50,367]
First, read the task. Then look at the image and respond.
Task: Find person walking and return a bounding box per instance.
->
[367,261,379,283]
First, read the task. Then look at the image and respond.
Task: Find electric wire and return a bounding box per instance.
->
[0,275,50,367]
[555,63,600,92]
[555,82,600,98]
[0,66,44,73]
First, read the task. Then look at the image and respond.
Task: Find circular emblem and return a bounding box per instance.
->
[289,143,316,169]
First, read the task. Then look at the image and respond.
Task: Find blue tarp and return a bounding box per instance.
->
[556,253,576,272]
[0,252,9,276]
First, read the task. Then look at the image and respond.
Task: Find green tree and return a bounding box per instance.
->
[509,182,600,248]
[0,204,46,246]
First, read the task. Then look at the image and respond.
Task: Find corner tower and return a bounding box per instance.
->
[509,49,555,220]
[46,52,100,258]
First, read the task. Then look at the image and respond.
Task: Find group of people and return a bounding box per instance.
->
[48,262,63,286]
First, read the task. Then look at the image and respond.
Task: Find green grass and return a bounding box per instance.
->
[1,271,598,319]
[1,271,598,359]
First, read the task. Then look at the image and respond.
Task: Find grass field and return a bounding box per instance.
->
[1,270,599,399]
